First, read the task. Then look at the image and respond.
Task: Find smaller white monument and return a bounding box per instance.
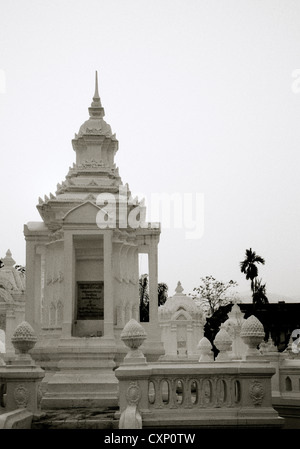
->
[0,250,26,355]
[159,282,206,360]
[214,323,232,361]
[223,302,248,360]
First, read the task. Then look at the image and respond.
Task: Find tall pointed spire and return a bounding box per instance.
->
[93,70,100,101]
[88,70,105,118]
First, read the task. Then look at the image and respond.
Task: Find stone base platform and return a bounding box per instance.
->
[39,337,119,409]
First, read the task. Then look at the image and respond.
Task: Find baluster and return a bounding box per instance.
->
[173,378,180,408]
[169,378,177,409]
[216,377,226,408]
[226,377,233,408]
[194,378,201,407]
[229,377,239,407]
[200,378,207,408]
[152,377,162,409]
[157,377,164,408]
[215,378,221,408]
[212,377,218,407]
[183,377,191,408]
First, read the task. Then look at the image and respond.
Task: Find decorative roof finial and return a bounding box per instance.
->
[3,249,16,267]
[93,70,100,101]
[175,281,184,295]
[88,70,105,118]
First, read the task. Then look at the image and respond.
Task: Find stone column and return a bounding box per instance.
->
[112,238,123,328]
[121,242,131,313]
[33,251,42,335]
[132,247,139,318]
[103,231,114,339]
[24,240,36,329]
[148,239,160,340]
[35,245,46,329]
[62,231,74,337]
[127,245,137,316]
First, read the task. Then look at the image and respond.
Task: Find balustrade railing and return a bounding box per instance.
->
[147,374,241,409]
[115,361,283,429]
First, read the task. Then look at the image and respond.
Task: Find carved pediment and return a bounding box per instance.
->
[172,309,192,321]
[63,201,101,225]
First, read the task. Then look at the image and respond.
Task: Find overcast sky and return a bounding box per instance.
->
[1,0,300,300]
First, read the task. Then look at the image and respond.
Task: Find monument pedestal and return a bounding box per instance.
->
[41,337,118,409]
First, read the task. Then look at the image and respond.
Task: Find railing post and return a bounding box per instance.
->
[3,321,45,415]
[115,319,151,428]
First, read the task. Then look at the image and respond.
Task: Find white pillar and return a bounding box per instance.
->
[24,240,36,328]
[62,231,75,337]
[112,239,123,328]
[148,240,159,339]
[33,251,42,334]
[121,242,131,313]
[103,231,114,339]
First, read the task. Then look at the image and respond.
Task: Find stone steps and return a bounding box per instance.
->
[31,407,119,429]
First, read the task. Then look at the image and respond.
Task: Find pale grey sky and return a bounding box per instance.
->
[1,0,300,299]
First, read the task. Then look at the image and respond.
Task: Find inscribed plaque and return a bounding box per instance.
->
[77,282,104,320]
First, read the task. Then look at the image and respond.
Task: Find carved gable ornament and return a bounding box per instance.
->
[172,308,191,322]
[63,201,101,225]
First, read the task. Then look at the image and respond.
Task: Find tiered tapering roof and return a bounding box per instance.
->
[36,71,136,231]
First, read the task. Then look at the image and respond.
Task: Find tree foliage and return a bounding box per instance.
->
[139,274,150,322]
[0,260,25,273]
[240,248,268,305]
[158,282,168,306]
[240,248,265,293]
[15,265,25,274]
[139,274,169,322]
[252,278,268,306]
[192,275,238,316]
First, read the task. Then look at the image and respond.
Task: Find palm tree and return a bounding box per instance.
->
[240,248,265,294]
[139,274,149,322]
[252,278,269,306]
[139,276,169,321]
[158,282,168,306]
